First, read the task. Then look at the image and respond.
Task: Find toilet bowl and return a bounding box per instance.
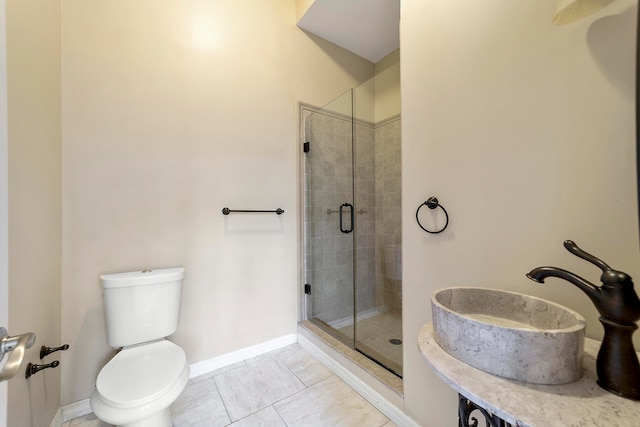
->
[90,268,189,427]
[90,340,189,427]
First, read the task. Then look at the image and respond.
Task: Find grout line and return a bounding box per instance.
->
[214,345,311,425]
[207,376,232,426]
[276,355,310,390]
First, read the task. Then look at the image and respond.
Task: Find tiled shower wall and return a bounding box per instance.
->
[354,121,376,319]
[374,116,402,318]
[304,108,401,327]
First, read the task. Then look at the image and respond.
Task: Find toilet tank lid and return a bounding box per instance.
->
[100,267,185,289]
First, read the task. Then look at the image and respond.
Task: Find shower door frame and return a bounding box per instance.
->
[298,100,403,378]
[299,98,358,348]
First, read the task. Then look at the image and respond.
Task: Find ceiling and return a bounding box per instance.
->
[296,0,400,64]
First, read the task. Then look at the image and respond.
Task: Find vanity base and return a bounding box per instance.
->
[459,394,513,427]
[419,323,640,427]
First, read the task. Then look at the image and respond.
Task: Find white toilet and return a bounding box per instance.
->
[90,268,190,427]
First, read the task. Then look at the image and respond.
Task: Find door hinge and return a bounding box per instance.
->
[304,284,311,294]
[303,141,310,153]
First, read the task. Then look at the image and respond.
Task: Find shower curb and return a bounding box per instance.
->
[298,326,421,427]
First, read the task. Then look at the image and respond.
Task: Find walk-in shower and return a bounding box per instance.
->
[300,66,402,377]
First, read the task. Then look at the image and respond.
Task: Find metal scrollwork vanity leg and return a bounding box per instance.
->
[458,394,513,427]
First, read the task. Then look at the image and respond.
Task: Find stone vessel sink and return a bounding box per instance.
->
[431,287,586,385]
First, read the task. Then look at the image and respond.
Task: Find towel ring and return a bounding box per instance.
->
[416,197,449,234]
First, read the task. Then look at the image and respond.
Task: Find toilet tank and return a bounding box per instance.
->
[100,267,185,348]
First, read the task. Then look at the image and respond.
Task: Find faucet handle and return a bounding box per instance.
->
[564,240,632,286]
[564,240,612,271]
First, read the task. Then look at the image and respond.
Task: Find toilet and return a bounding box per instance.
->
[90,268,190,427]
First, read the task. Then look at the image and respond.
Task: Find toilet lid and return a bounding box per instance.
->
[96,340,187,408]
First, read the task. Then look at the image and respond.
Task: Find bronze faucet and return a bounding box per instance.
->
[527,240,640,400]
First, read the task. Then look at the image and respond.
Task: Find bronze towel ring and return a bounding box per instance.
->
[416,197,449,234]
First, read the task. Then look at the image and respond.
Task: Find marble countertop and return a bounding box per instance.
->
[418,323,640,427]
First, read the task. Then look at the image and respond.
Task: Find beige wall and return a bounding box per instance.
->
[60,0,374,405]
[295,0,316,21]
[6,0,62,425]
[352,50,400,125]
[401,0,638,425]
[374,49,400,123]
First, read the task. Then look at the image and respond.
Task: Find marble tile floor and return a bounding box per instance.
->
[63,343,397,427]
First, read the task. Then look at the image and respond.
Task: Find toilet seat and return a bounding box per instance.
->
[96,340,187,409]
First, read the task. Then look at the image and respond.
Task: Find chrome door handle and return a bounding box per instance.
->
[0,327,36,381]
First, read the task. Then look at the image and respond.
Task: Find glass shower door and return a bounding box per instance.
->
[304,90,355,344]
[352,79,403,377]
[303,71,403,378]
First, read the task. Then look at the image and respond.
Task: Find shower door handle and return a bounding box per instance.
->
[339,203,354,234]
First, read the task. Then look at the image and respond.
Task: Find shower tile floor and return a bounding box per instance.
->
[337,312,403,376]
[62,343,397,427]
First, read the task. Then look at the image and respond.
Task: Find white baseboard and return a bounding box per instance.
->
[49,407,62,427]
[297,332,421,427]
[61,398,91,422]
[61,333,298,422]
[189,334,297,378]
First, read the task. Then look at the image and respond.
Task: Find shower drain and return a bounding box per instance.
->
[389,338,402,345]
